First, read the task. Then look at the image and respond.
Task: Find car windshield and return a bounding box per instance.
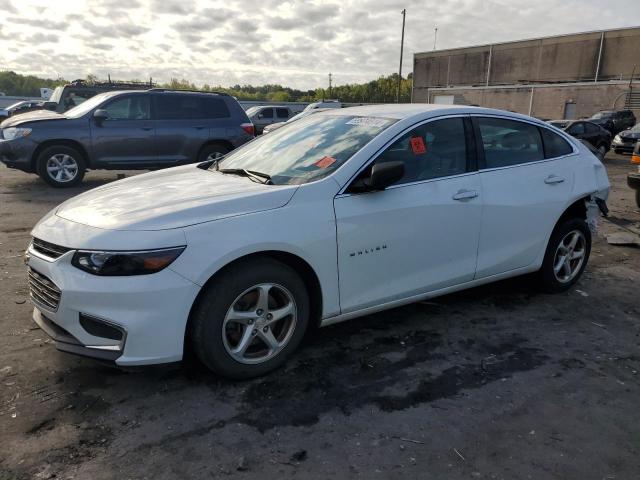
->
[591,112,613,119]
[64,93,112,118]
[213,114,397,185]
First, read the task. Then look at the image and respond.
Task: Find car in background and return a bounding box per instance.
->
[303,100,341,112]
[25,105,609,378]
[0,89,254,187]
[627,141,640,208]
[43,79,154,113]
[262,107,330,134]
[548,120,611,158]
[245,106,294,135]
[588,110,636,135]
[612,123,640,154]
[0,100,45,119]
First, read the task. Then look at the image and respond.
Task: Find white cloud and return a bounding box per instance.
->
[0,0,637,89]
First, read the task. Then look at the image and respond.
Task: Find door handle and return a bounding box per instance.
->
[141,126,153,131]
[544,175,565,184]
[452,189,479,201]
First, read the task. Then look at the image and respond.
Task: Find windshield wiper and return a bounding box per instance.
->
[218,168,272,185]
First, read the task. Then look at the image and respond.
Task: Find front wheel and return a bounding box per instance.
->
[36,145,86,187]
[190,258,310,379]
[597,143,608,158]
[197,143,230,163]
[537,218,591,293]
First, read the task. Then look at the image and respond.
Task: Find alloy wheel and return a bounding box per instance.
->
[553,229,586,283]
[222,283,297,364]
[46,154,79,183]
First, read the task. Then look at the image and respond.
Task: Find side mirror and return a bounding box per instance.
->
[93,109,109,121]
[350,161,405,192]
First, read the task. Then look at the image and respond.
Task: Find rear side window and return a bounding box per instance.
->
[540,128,573,158]
[584,122,600,133]
[203,97,230,119]
[567,123,584,135]
[477,117,543,168]
[276,108,289,119]
[155,95,204,120]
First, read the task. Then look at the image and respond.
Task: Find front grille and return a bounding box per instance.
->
[31,238,72,260]
[28,268,61,311]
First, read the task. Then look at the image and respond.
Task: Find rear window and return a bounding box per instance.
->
[540,128,573,158]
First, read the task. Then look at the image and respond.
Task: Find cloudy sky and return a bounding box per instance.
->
[0,0,638,90]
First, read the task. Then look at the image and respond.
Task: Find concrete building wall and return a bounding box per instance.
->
[412,26,640,119]
[414,82,634,120]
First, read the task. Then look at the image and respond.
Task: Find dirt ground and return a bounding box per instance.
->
[1,154,639,480]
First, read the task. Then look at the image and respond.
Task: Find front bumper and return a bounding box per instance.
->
[0,137,37,172]
[27,244,201,366]
[612,138,638,153]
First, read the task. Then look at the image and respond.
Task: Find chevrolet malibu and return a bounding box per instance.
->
[26,105,610,379]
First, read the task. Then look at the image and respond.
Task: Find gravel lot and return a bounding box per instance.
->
[1,154,639,480]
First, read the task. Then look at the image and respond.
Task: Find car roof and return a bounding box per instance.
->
[318,103,544,123]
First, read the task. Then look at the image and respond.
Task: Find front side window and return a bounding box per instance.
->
[477,117,544,168]
[261,108,274,119]
[372,117,468,185]
[103,96,150,120]
[276,108,289,119]
[584,122,600,133]
[155,95,204,120]
[215,114,396,185]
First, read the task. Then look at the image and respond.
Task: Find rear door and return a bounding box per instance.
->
[275,107,291,122]
[89,94,156,167]
[153,94,210,165]
[473,116,575,278]
[334,116,482,312]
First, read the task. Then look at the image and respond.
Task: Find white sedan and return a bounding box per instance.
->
[26,105,610,378]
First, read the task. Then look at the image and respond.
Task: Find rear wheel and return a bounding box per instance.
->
[537,218,591,293]
[197,143,230,163]
[635,189,640,209]
[190,258,310,379]
[36,145,86,187]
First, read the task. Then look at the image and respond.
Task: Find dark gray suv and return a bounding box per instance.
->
[0,89,254,187]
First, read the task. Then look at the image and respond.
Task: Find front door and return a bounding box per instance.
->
[473,116,574,278]
[90,94,155,167]
[334,117,482,313]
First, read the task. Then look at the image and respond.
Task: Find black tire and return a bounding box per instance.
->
[36,145,86,187]
[635,189,640,209]
[537,218,591,293]
[597,143,608,158]
[197,143,230,163]
[614,148,622,155]
[190,258,310,379]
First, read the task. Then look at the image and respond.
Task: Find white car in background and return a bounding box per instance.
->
[262,107,330,134]
[26,105,609,379]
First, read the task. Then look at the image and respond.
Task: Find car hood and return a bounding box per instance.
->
[0,109,65,128]
[55,164,298,231]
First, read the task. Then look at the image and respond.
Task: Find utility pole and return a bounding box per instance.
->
[396,8,406,103]
[433,27,438,50]
[328,72,332,99]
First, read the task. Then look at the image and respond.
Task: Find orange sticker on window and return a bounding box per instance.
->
[315,156,336,168]
[410,136,426,154]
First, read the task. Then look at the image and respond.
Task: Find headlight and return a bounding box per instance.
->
[614,135,622,143]
[2,127,32,140]
[71,247,185,276]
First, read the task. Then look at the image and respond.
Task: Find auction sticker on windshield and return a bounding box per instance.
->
[314,156,337,168]
[346,117,391,127]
